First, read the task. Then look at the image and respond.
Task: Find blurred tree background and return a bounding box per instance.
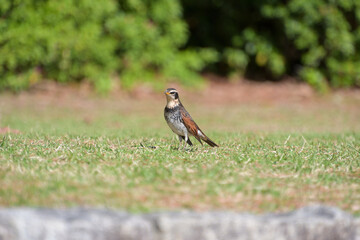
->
[1,0,359,93]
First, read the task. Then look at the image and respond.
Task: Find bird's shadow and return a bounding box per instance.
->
[139,143,157,149]
[170,146,198,152]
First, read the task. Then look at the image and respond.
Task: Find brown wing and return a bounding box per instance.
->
[179,106,203,145]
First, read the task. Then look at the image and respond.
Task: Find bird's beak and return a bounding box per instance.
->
[165,92,170,95]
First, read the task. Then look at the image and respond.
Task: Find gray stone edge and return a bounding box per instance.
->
[0,205,358,240]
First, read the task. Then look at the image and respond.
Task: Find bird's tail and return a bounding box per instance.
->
[203,137,218,147]
[199,130,218,147]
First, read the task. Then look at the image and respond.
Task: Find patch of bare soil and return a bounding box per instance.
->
[1,78,359,112]
[185,75,359,106]
[0,127,21,134]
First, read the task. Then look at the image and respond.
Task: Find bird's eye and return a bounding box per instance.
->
[170,92,176,95]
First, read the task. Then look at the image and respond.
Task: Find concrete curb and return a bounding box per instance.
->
[0,205,358,240]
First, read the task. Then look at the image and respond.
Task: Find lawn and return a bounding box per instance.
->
[0,83,359,214]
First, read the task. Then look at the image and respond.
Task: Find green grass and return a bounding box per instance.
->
[0,92,359,214]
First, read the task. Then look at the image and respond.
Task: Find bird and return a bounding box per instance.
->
[164,88,218,149]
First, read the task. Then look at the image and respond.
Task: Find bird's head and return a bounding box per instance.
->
[164,88,180,108]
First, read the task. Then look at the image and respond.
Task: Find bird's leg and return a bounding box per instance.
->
[178,135,183,150]
[184,134,189,151]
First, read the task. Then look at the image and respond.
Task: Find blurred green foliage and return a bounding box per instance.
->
[1,0,360,92]
[0,0,216,92]
[0,0,117,92]
[182,0,360,90]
